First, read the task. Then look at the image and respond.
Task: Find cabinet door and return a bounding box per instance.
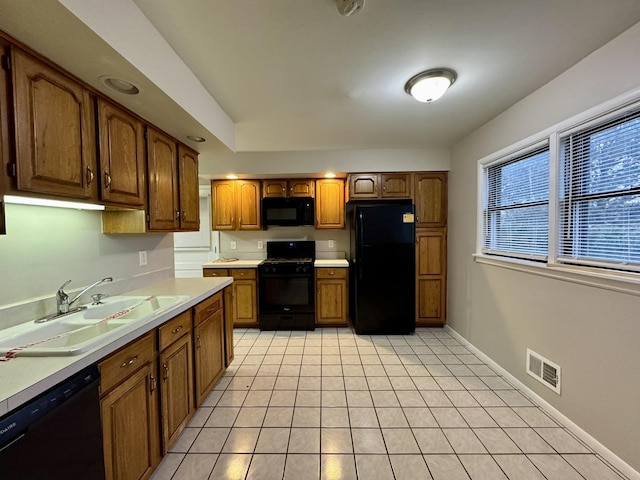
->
[316,179,345,228]
[316,278,348,325]
[289,179,315,197]
[415,172,447,228]
[97,99,146,207]
[381,173,412,198]
[147,127,179,231]
[194,310,225,406]
[160,334,194,453]
[178,145,200,231]
[236,180,262,230]
[0,40,9,235]
[416,229,447,326]
[211,180,235,230]
[262,179,287,198]
[349,174,379,199]
[233,279,258,326]
[223,285,235,366]
[101,363,160,480]
[12,48,97,199]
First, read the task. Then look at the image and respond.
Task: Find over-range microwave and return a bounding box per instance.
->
[262,197,315,227]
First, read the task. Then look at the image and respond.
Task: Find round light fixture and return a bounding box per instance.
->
[100,76,140,95]
[225,174,238,180]
[405,68,457,103]
[186,135,206,143]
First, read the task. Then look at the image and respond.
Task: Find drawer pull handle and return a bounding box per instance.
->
[329,271,335,275]
[120,355,138,368]
[171,325,183,334]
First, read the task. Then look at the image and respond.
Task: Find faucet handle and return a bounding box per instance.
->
[57,280,72,294]
[91,293,110,305]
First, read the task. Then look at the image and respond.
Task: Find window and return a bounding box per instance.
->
[558,109,640,271]
[482,145,550,260]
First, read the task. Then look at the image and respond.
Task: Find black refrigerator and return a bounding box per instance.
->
[348,201,416,334]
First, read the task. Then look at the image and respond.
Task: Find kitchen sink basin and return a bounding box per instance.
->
[0,295,190,357]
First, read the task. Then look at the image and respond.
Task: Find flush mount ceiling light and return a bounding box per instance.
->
[186,135,206,143]
[404,68,457,103]
[100,76,140,95]
[324,172,337,178]
[225,174,238,180]
[336,0,365,16]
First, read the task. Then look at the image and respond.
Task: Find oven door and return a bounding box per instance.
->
[259,271,314,314]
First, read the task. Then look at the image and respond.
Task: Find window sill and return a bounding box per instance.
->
[473,254,640,297]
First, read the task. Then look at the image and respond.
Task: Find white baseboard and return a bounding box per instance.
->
[444,325,640,480]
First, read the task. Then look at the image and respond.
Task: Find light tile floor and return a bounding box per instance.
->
[151,327,629,480]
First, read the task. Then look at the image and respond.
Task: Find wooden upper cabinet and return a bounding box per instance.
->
[414,172,447,228]
[263,179,314,198]
[349,174,378,199]
[211,180,235,230]
[236,180,261,230]
[97,98,146,207]
[380,173,412,198]
[147,127,179,231]
[12,48,97,200]
[316,178,345,229]
[178,145,199,231]
[0,40,9,235]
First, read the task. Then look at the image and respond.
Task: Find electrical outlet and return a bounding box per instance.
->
[230,241,237,250]
[138,250,148,266]
[328,240,335,248]
[257,240,264,249]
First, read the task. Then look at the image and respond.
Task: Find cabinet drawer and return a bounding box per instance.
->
[99,331,156,395]
[230,268,256,280]
[193,291,223,326]
[203,268,229,277]
[158,310,192,351]
[316,268,348,279]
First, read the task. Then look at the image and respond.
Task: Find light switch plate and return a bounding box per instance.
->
[138,250,147,266]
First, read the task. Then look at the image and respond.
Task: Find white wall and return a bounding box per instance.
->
[448,21,640,472]
[0,203,175,329]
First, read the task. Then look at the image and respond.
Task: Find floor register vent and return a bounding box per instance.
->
[526,349,561,394]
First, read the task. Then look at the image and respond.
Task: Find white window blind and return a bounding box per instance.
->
[482,146,550,260]
[558,109,640,271]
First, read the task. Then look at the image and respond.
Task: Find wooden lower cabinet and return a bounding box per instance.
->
[100,360,160,480]
[194,308,225,406]
[203,268,258,327]
[416,228,447,326]
[315,267,348,326]
[159,333,193,453]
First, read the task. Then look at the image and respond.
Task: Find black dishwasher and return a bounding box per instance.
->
[0,365,105,480]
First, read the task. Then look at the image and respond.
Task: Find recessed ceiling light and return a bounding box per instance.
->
[100,76,140,95]
[226,174,238,180]
[186,135,206,143]
[324,172,337,178]
[405,68,457,103]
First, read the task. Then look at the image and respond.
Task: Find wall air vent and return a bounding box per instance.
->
[526,348,561,394]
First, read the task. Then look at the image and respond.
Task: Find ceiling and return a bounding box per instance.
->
[1,1,640,155]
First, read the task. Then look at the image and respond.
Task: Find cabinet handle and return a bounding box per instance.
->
[171,325,183,334]
[104,171,111,191]
[120,355,138,368]
[86,166,94,185]
[162,363,168,381]
[196,335,201,349]
[182,211,186,221]
[383,185,386,192]
[150,374,157,393]
[175,210,181,220]
[329,271,335,275]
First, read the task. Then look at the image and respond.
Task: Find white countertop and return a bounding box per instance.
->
[203,259,349,268]
[0,277,232,416]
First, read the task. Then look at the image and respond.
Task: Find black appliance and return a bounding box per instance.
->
[262,197,315,227]
[0,365,105,480]
[348,201,416,334]
[258,240,315,330]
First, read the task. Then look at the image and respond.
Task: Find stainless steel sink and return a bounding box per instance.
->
[0,295,190,357]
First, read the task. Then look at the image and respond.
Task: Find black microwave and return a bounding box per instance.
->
[262,197,315,227]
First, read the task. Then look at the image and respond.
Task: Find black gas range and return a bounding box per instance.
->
[258,241,315,331]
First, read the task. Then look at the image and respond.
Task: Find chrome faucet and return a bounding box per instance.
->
[56,277,113,314]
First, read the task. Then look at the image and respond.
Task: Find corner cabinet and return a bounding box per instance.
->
[211,179,261,230]
[12,48,97,200]
[96,98,146,208]
[315,178,345,229]
[315,267,348,326]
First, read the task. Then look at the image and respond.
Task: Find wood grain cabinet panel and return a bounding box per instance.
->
[315,268,348,326]
[97,98,146,207]
[178,145,200,231]
[12,48,97,200]
[147,127,179,231]
[416,229,447,326]
[0,40,9,235]
[415,172,447,228]
[236,180,262,230]
[349,174,378,199]
[315,178,345,228]
[380,173,412,198]
[194,309,225,406]
[211,180,236,230]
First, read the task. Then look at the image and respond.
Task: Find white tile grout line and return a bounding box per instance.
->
[443,324,639,480]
